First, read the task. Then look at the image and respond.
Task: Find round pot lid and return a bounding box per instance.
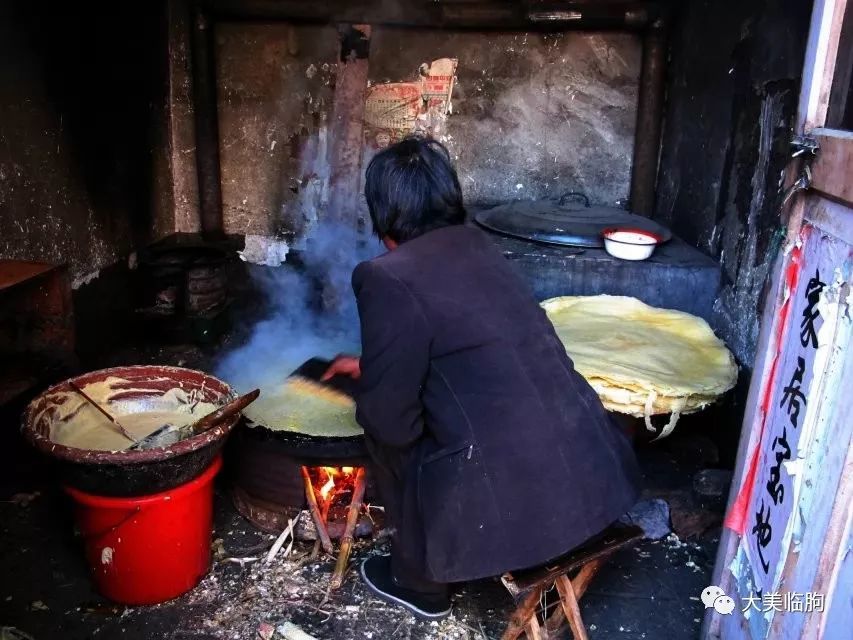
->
[474,198,672,248]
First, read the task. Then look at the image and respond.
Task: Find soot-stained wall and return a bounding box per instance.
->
[216,24,339,238]
[210,25,640,243]
[655,0,811,369]
[0,2,170,283]
[369,29,641,207]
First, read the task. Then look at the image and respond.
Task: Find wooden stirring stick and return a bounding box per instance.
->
[67,380,139,444]
[128,388,261,451]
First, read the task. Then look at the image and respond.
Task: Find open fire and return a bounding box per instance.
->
[301,465,368,536]
[301,465,368,589]
[314,466,356,505]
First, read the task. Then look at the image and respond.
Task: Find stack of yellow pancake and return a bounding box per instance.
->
[542,295,737,423]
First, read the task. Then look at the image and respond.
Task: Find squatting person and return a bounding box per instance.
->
[323,136,641,620]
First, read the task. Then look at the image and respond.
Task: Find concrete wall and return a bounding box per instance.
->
[0,2,170,283]
[208,24,640,245]
[655,0,811,369]
[0,2,173,357]
[216,23,339,239]
[369,28,641,207]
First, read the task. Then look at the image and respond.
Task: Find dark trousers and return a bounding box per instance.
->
[365,436,448,596]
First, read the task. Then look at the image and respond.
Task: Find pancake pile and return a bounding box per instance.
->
[542,295,737,432]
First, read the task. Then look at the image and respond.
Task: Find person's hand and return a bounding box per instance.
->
[321,355,361,381]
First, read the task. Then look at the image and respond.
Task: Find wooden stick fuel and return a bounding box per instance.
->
[330,466,366,590]
[301,466,334,555]
[67,380,138,443]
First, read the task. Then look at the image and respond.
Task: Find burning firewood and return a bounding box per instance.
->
[301,467,334,554]
[329,466,366,590]
[301,464,368,589]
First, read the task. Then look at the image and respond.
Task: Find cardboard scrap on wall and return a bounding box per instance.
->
[420,57,456,114]
[363,58,458,149]
[363,82,422,148]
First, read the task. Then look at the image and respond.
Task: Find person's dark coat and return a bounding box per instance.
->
[353,225,641,583]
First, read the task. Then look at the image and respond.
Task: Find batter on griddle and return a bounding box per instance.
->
[242,381,362,438]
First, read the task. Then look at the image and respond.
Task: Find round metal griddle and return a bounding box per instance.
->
[236,359,367,460]
[474,197,672,248]
[239,421,367,460]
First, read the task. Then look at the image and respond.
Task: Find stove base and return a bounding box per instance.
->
[231,485,378,539]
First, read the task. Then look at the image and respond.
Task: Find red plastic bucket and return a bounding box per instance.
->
[65,456,222,605]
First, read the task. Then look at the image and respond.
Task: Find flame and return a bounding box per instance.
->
[316,466,356,502]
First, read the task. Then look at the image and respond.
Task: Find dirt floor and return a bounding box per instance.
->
[0,343,727,640]
[0,448,722,639]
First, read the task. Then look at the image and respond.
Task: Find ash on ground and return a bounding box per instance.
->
[97,489,717,640]
[135,500,509,640]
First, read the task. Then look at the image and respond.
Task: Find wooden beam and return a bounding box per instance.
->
[797,0,849,131]
[501,525,641,600]
[545,558,606,634]
[809,423,853,638]
[502,586,546,640]
[190,4,225,238]
[809,129,853,207]
[555,575,590,640]
[204,0,660,30]
[630,16,667,216]
[525,615,545,640]
[700,250,789,639]
[327,24,370,227]
[804,195,853,245]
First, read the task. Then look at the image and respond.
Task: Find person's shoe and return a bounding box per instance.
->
[360,555,452,620]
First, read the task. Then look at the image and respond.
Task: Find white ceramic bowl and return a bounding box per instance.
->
[602,228,661,260]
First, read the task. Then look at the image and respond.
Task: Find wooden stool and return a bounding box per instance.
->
[500,524,643,640]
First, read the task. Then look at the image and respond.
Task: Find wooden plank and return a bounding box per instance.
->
[554,575,589,640]
[502,586,546,640]
[810,129,853,207]
[805,194,853,244]
[770,363,851,640]
[0,260,59,292]
[826,2,853,126]
[765,225,852,640]
[500,525,641,599]
[205,0,656,29]
[545,558,606,634]
[808,442,852,639]
[525,615,545,640]
[820,533,853,639]
[785,156,811,243]
[797,0,849,131]
[701,251,788,639]
[711,3,852,638]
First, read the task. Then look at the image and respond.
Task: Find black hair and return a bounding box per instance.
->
[364,136,466,243]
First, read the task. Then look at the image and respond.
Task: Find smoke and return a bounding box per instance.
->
[215,222,383,393]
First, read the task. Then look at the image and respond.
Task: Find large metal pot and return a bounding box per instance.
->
[22,365,237,496]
